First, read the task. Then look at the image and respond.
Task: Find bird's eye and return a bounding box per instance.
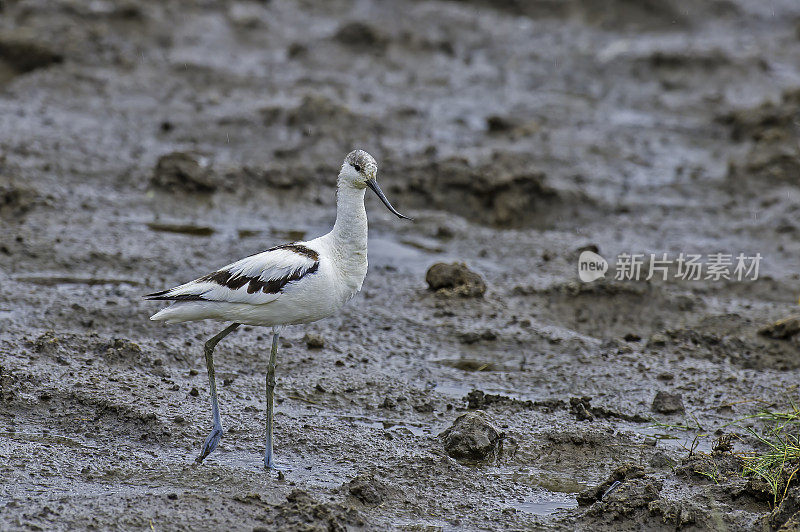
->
[353,164,361,172]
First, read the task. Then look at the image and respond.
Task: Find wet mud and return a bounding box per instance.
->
[1,0,800,530]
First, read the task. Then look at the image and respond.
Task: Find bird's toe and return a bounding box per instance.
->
[196,427,223,463]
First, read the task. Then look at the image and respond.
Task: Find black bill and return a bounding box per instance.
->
[366,179,412,220]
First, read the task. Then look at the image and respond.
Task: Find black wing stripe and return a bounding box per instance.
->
[144,262,319,301]
[144,293,206,301]
[266,243,319,261]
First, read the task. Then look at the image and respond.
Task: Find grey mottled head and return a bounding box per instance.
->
[343,149,378,180]
[338,149,411,220]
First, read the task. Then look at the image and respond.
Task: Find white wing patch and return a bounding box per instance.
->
[145,244,320,305]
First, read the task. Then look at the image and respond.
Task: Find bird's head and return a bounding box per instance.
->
[339,149,411,220]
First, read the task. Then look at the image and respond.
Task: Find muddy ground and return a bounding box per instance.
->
[2,0,800,530]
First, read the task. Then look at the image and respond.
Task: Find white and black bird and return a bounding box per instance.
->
[145,149,410,468]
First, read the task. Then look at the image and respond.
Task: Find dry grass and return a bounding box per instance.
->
[737,402,800,505]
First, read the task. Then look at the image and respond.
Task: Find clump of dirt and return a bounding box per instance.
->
[654,314,800,370]
[630,48,765,90]
[577,464,646,506]
[646,499,699,529]
[574,452,765,530]
[651,391,685,414]
[674,452,742,483]
[0,30,63,77]
[347,474,389,505]
[440,411,502,462]
[771,486,800,531]
[758,316,800,340]
[0,181,39,218]
[261,94,384,142]
[227,162,333,191]
[262,490,366,531]
[150,152,217,193]
[569,396,650,423]
[332,21,389,52]
[467,390,533,410]
[580,474,663,524]
[720,89,800,143]
[569,396,596,421]
[390,154,595,228]
[451,0,699,30]
[101,338,143,365]
[0,361,20,402]
[425,262,486,298]
[720,88,800,187]
[303,333,325,349]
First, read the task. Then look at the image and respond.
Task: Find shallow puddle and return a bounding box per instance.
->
[511,492,578,516]
[146,222,216,236]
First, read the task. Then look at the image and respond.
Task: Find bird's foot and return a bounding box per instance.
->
[196,426,223,463]
[264,453,290,472]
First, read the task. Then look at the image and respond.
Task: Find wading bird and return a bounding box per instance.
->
[145,150,410,468]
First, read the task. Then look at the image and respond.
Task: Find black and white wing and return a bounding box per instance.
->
[145,244,320,305]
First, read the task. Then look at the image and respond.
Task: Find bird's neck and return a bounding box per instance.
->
[330,184,368,253]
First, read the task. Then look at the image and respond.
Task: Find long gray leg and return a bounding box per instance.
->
[264,330,280,469]
[196,322,240,463]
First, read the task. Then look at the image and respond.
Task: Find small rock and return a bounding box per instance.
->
[652,391,684,414]
[440,412,501,462]
[303,333,325,349]
[332,21,388,51]
[425,262,486,298]
[758,316,800,340]
[189,387,199,397]
[347,474,388,505]
[150,152,217,193]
